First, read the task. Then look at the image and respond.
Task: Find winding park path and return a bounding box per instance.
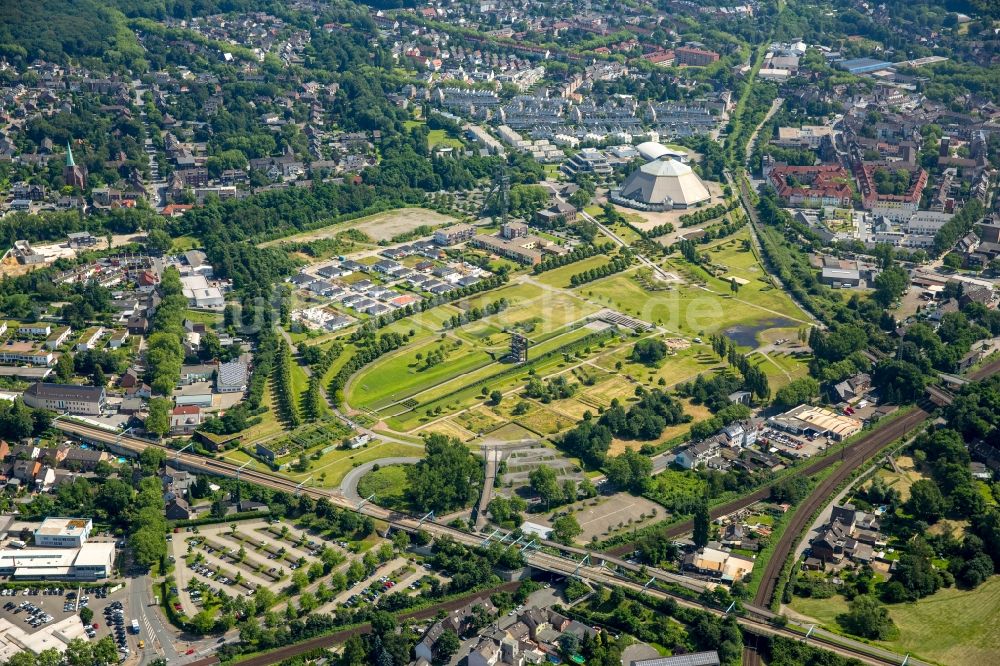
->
[338,456,421,504]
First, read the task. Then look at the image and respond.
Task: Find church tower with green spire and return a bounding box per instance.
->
[63,140,87,190]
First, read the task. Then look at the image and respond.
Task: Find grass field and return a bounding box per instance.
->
[356,464,410,511]
[347,335,499,410]
[790,578,1000,666]
[170,236,200,252]
[581,264,805,339]
[379,323,612,431]
[281,440,423,488]
[427,128,464,150]
[259,207,456,246]
[534,256,613,289]
[184,309,222,326]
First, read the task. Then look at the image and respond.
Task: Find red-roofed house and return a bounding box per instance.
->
[170,405,202,434]
[769,164,853,208]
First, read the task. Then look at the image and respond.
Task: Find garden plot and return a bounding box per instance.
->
[254,524,331,564]
[500,446,584,489]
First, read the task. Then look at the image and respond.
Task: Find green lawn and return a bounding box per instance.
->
[534,256,613,289]
[592,339,723,389]
[281,440,424,488]
[184,309,222,326]
[790,578,1000,666]
[356,464,411,511]
[381,324,614,431]
[580,264,806,339]
[347,336,499,410]
[427,128,464,150]
[170,236,200,252]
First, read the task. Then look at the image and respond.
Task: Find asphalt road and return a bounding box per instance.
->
[338,456,421,504]
[129,573,178,665]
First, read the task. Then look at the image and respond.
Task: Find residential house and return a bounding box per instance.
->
[830,373,872,404]
[810,503,883,565]
[170,405,202,434]
[62,449,111,471]
[676,437,723,469]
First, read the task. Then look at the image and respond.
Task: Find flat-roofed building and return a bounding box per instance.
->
[0,341,54,366]
[34,517,92,547]
[0,542,115,580]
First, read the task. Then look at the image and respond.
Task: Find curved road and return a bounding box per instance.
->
[338,456,420,504]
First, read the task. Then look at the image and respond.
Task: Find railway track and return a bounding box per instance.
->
[606,405,931,558]
[753,354,1000,608]
[53,419,921,666]
[751,404,931,608]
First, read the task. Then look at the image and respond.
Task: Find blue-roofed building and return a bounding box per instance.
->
[837,58,893,74]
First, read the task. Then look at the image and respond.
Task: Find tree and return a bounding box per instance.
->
[605,449,653,493]
[529,466,563,508]
[55,352,75,381]
[873,265,910,307]
[406,434,483,512]
[906,479,947,523]
[631,339,668,366]
[693,496,711,548]
[551,514,582,545]
[191,610,216,634]
[145,398,171,441]
[773,377,819,410]
[489,390,503,406]
[79,606,93,625]
[838,595,897,640]
[145,228,172,255]
[435,629,461,662]
[889,537,941,601]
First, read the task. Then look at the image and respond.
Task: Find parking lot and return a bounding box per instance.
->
[760,426,831,459]
[0,583,133,659]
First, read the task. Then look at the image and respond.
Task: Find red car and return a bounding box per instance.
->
[186,649,195,655]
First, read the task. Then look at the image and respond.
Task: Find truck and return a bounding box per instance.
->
[131,619,140,634]
[8,540,25,549]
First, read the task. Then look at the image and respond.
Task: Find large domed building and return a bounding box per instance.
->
[635,141,689,163]
[610,155,711,211]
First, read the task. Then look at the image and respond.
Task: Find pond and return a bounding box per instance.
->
[723,317,797,348]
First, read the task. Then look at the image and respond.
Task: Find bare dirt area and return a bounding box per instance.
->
[535,492,665,544]
[261,207,457,246]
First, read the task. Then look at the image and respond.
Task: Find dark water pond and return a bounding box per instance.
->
[723,317,797,348]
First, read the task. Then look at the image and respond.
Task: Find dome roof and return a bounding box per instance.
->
[636,141,688,162]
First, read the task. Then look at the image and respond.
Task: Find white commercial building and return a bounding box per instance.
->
[180,274,225,309]
[0,542,115,580]
[34,517,92,547]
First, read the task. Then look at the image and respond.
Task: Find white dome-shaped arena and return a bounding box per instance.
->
[635,141,688,163]
[611,157,711,211]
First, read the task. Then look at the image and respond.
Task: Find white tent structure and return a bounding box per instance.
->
[612,157,711,211]
[635,141,689,163]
